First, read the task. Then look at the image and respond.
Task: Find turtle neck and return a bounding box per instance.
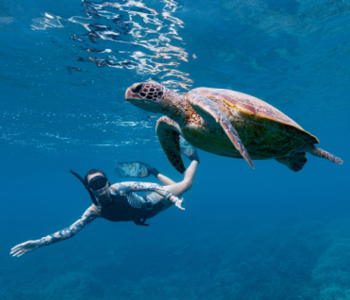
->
[161,89,194,127]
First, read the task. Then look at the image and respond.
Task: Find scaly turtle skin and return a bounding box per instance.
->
[125,82,343,173]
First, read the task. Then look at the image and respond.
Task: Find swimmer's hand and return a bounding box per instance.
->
[170,196,185,210]
[10,240,39,257]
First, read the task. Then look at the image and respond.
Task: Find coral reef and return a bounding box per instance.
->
[3,218,350,299]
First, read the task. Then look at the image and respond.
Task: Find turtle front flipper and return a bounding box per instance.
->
[156,116,186,174]
[188,92,255,169]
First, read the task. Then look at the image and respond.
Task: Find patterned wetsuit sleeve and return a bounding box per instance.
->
[38,205,101,247]
[109,182,173,199]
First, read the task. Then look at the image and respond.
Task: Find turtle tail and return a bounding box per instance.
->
[307,145,343,165]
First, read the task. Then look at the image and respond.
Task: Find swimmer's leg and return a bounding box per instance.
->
[153,145,199,186]
[148,159,198,212]
[156,173,176,186]
[163,160,198,198]
[143,164,175,185]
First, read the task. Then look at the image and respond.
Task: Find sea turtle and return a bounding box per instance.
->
[125,82,343,173]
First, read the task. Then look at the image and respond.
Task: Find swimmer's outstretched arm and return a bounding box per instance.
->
[10,205,101,257]
[110,182,184,209]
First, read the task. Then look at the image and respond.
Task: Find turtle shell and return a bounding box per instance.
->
[189,88,319,159]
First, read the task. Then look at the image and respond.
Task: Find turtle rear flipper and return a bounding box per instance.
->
[188,92,255,169]
[276,152,307,172]
[156,116,186,174]
[307,145,343,164]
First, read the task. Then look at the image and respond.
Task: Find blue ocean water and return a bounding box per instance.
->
[1,0,350,299]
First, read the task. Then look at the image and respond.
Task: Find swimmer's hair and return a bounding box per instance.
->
[84,169,107,184]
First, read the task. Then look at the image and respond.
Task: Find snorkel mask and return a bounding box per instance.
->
[88,176,108,191]
[88,176,110,200]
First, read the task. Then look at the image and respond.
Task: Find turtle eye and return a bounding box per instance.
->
[131,84,143,93]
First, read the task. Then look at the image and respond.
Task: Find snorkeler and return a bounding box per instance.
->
[10,144,199,258]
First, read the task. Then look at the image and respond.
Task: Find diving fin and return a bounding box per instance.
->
[115,161,150,178]
[180,136,199,162]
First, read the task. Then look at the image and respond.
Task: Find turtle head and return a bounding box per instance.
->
[125,82,170,114]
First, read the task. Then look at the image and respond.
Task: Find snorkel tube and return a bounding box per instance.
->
[69,169,99,206]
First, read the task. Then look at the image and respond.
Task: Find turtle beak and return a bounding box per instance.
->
[125,87,142,101]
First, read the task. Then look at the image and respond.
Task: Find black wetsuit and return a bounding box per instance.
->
[100,192,164,222]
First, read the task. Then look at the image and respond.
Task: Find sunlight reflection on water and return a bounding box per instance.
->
[31,0,193,90]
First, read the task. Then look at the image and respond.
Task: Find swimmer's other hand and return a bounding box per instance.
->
[173,197,185,210]
[10,240,40,257]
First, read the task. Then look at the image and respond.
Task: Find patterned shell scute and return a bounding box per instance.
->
[193,88,319,144]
